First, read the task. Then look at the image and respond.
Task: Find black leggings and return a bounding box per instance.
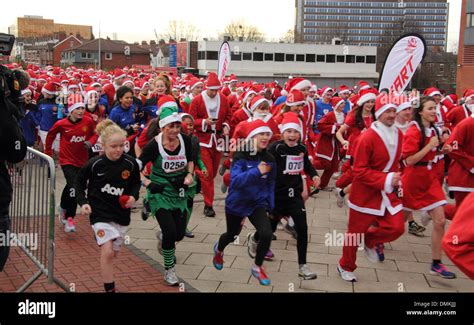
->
[218,207,272,267]
[271,199,308,265]
[156,209,186,250]
[0,215,10,272]
[61,165,80,219]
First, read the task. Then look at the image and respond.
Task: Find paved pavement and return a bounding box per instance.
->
[2,163,472,293]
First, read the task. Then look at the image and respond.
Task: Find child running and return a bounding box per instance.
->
[76,121,141,293]
[212,119,276,286]
[267,112,321,280]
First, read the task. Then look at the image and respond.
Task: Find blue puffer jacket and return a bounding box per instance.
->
[225,150,276,217]
[109,105,136,130]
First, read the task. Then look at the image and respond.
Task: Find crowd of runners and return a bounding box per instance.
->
[5,61,473,291]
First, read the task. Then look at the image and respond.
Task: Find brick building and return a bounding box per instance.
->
[10,16,93,40]
[456,0,474,98]
[61,38,151,70]
[53,35,82,66]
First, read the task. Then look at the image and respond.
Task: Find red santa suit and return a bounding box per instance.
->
[401,123,447,212]
[447,104,473,131]
[442,192,474,280]
[189,77,232,208]
[340,118,405,272]
[446,115,474,208]
[313,97,346,189]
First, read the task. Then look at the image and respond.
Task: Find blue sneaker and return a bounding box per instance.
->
[375,243,385,262]
[251,265,271,286]
[212,242,224,271]
[430,263,456,279]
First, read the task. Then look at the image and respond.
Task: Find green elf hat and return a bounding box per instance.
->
[159,106,182,128]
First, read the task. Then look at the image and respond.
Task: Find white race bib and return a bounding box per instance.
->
[284,155,304,175]
[157,133,188,173]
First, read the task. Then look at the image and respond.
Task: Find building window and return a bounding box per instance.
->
[198,51,205,60]
[366,56,376,64]
[253,52,264,61]
[306,54,316,63]
[467,13,474,28]
[81,52,93,59]
[243,52,252,60]
[346,55,355,63]
[231,52,242,61]
[105,53,113,60]
[206,51,218,60]
[356,56,366,63]
[286,54,295,61]
[326,54,335,63]
[265,53,274,61]
[275,53,285,62]
[316,55,325,62]
[337,55,345,63]
[296,54,305,62]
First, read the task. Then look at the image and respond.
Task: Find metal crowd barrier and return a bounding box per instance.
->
[8,147,69,292]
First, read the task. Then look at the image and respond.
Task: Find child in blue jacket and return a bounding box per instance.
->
[212,119,276,286]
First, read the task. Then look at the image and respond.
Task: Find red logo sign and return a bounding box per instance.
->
[406,37,417,54]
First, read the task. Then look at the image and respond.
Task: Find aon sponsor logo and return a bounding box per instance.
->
[101,184,124,196]
[70,135,86,143]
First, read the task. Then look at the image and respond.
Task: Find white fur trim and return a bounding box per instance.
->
[428,90,441,97]
[322,88,333,96]
[207,85,222,90]
[246,126,272,140]
[159,101,178,110]
[375,103,397,119]
[68,102,85,113]
[279,122,302,135]
[114,74,126,80]
[191,81,204,90]
[292,80,312,91]
[333,99,345,109]
[357,93,376,106]
[250,98,269,112]
[159,113,182,128]
[396,102,412,114]
[286,100,306,107]
[42,88,57,96]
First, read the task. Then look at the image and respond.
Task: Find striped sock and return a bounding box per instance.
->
[163,248,176,269]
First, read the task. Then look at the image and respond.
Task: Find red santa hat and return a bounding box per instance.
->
[462,90,474,102]
[52,67,61,76]
[240,89,257,104]
[67,93,85,114]
[423,87,441,97]
[338,85,351,95]
[375,94,397,119]
[68,80,79,90]
[320,86,333,97]
[241,119,273,141]
[123,79,134,88]
[287,78,312,92]
[41,83,58,96]
[392,94,412,114]
[356,80,370,91]
[189,78,204,90]
[84,86,98,102]
[249,95,270,112]
[310,84,317,93]
[286,89,306,107]
[114,69,127,80]
[206,72,222,90]
[229,74,238,83]
[157,95,178,116]
[331,97,345,109]
[357,88,378,107]
[279,112,302,135]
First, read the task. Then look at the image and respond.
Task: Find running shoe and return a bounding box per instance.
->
[220,183,228,194]
[64,217,76,233]
[212,242,224,270]
[247,233,257,258]
[320,186,335,192]
[299,264,317,280]
[251,265,271,286]
[408,221,426,236]
[430,263,456,279]
[337,264,357,282]
[335,188,345,208]
[141,200,150,221]
[332,172,341,180]
[264,249,274,261]
[364,245,380,264]
[272,234,277,241]
[375,243,385,262]
[57,205,67,225]
[284,224,298,240]
[203,206,216,218]
[164,267,179,286]
[309,185,320,197]
[184,229,195,238]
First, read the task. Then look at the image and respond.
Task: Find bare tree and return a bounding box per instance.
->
[280,29,295,43]
[159,21,201,42]
[223,20,265,42]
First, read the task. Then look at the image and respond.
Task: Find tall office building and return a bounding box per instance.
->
[295,0,449,49]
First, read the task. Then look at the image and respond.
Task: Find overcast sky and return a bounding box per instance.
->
[0,0,462,52]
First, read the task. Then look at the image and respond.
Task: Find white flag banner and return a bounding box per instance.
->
[217,41,231,82]
[378,34,427,94]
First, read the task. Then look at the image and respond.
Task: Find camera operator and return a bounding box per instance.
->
[0,64,28,271]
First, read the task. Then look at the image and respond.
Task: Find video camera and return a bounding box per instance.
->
[0,33,26,120]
